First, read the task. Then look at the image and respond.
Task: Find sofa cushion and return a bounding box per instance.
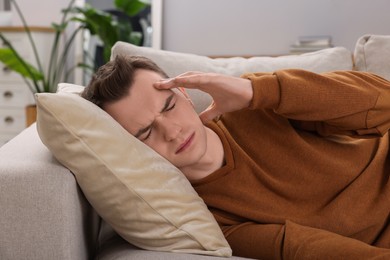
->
[112,42,353,77]
[97,233,252,260]
[354,35,390,80]
[111,42,353,113]
[35,83,232,257]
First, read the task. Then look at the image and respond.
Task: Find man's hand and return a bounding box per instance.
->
[154,71,253,123]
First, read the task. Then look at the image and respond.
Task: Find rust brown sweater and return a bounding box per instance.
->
[192,70,390,259]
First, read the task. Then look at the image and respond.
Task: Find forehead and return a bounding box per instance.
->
[104,69,172,133]
[130,70,175,112]
[130,69,167,98]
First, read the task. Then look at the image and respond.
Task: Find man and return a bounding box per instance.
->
[82,55,390,259]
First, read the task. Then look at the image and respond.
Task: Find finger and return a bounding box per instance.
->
[176,71,204,77]
[154,76,200,90]
[175,73,207,86]
[153,78,176,89]
[155,72,210,90]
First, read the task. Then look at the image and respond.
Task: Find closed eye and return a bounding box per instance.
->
[142,128,152,141]
[141,104,175,141]
[166,103,176,111]
[136,94,176,141]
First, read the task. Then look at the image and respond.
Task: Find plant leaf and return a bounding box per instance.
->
[51,22,68,33]
[77,62,95,71]
[114,0,149,17]
[129,31,142,46]
[69,6,119,47]
[0,48,43,81]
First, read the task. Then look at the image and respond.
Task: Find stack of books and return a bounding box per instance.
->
[290,36,333,54]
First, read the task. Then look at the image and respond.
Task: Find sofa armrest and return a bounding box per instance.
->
[354,34,390,81]
[0,124,98,260]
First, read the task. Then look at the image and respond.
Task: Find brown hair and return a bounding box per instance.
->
[81,55,168,108]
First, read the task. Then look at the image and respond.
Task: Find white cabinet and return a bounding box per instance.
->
[0,27,54,146]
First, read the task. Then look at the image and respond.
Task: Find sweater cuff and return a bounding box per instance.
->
[241,73,280,110]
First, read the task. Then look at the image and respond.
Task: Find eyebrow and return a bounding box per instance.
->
[134,93,175,138]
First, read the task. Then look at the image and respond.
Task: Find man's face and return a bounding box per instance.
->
[104,69,208,171]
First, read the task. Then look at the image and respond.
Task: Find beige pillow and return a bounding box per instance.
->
[354,34,390,80]
[35,83,232,257]
[111,42,354,113]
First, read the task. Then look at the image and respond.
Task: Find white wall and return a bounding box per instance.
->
[8,0,85,84]
[10,0,71,26]
[8,0,390,57]
[162,0,390,56]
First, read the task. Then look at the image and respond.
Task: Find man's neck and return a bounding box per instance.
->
[180,127,225,182]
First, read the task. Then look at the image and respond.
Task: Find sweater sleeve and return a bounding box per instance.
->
[223,221,390,259]
[241,69,390,137]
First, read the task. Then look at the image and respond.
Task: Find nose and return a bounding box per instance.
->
[156,117,182,141]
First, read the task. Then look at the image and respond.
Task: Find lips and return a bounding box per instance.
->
[175,133,195,154]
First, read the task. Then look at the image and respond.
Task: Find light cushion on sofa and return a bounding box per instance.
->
[112,42,353,77]
[111,42,353,113]
[354,34,390,80]
[35,83,232,257]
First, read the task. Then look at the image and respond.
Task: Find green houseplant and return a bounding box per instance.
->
[0,0,149,95]
[0,0,149,125]
[69,0,150,68]
[0,0,82,94]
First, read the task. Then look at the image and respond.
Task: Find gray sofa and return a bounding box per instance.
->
[0,125,248,260]
[0,35,388,259]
